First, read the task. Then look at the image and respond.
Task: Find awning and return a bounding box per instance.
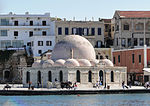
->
[143,68,150,75]
[143,68,150,72]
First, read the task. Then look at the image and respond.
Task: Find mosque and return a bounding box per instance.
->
[22,35,127,88]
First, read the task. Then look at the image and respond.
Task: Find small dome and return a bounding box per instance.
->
[78,59,91,66]
[102,59,114,67]
[90,59,99,66]
[32,60,42,68]
[42,60,54,68]
[53,59,66,66]
[64,59,80,67]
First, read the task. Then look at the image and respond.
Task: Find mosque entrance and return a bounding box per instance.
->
[59,71,63,82]
[76,70,80,82]
[99,70,103,85]
[26,71,30,83]
[4,71,10,79]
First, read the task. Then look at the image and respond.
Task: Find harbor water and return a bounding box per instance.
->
[1,93,150,106]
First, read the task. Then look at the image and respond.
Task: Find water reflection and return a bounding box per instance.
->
[1,94,150,106]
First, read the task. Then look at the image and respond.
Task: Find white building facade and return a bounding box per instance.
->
[0,12,55,57]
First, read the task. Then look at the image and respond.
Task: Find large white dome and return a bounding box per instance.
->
[51,35,96,61]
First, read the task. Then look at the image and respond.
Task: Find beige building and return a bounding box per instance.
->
[113,11,150,50]
[50,20,105,48]
[23,35,127,88]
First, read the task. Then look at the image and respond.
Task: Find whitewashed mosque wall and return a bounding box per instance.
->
[22,66,127,88]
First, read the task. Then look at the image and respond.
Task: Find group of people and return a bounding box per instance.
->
[122,81,131,89]
[95,81,103,89]
[144,82,150,89]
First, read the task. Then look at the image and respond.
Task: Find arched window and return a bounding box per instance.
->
[111,71,114,82]
[99,70,103,85]
[88,71,92,82]
[4,71,10,79]
[26,71,30,83]
[48,71,52,82]
[59,71,63,82]
[37,71,41,84]
[76,70,80,82]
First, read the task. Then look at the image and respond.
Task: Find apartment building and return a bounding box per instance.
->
[0,12,55,57]
[50,20,104,48]
[113,11,150,50]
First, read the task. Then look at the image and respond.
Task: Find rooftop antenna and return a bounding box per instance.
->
[92,17,94,21]
[73,17,75,21]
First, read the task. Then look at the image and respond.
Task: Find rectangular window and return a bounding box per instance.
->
[116,25,119,31]
[128,38,131,47]
[27,42,31,46]
[42,31,47,36]
[121,38,126,47]
[30,21,33,26]
[146,38,150,46]
[139,38,144,46]
[58,27,62,35]
[12,40,24,48]
[116,38,118,46]
[118,55,120,63]
[124,24,129,30]
[98,28,101,35]
[139,55,141,63]
[134,38,138,46]
[14,21,18,26]
[38,50,42,54]
[38,41,43,46]
[83,28,89,36]
[0,30,7,36]
[91,28,95,35]
[132,54,135,64]
[46,41,52,46]
[1,19,9,26]
[65,27,69,35]
[14,31,18,36]
[29,31,33,37]
[113,57,116,64]
[42,21,46,26]
[0,40,11,48]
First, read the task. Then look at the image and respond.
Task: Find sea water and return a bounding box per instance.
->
[0,94,150,106]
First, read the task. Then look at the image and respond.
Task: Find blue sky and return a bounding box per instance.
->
[0,0,150,20]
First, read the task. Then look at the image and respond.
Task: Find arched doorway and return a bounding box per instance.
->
[48,71,52,82]
[4,71,10,79]
[88,71,92,82]
[76,70,80,82]
[26,71,30,83]
[37,71,41,84]
[99,70,103,85]
[59,71,63,82]
[111,71,114,82]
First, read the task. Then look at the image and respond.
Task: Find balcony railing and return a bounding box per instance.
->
[0,24,50,26]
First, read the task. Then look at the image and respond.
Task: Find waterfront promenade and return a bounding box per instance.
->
[0,84,149,95]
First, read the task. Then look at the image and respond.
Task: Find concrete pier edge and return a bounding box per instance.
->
[0,89,150,96]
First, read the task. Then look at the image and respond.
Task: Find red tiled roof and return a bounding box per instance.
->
[118,11,150,18]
